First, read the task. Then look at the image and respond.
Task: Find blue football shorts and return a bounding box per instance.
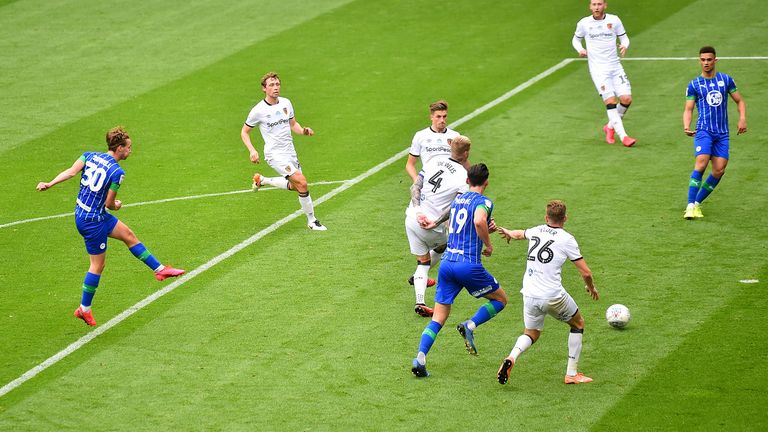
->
[435,260,500,305]
[694,130,730,159]
[75,213,119,255]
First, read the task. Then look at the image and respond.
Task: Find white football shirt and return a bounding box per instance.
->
[406,157,468,221]
[409,127,460,166]
[520,224,583,299]
[244,97,296,158]
[574,13,626,69]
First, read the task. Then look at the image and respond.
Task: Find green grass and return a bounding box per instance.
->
[1,0,767,430]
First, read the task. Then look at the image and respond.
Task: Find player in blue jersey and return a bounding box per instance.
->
[36,126,185,326]
[411,163,507,378]
[683,46,747,219]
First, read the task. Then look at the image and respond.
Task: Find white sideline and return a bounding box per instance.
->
[0,180,348,230]
[11,53,760,397]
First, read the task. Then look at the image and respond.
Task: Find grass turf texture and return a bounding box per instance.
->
[1,0,767,430]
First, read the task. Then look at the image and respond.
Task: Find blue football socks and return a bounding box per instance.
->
[81,272,101,308]
[129,243,162,271]
[695,174,720,204]
[688,170,703,204]
[470,300,505,327]
[417,320,443,358]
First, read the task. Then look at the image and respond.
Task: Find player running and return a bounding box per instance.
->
[36,126,185,326]
[572,0,636,147]
[241,71,327,231]
[682,46,747,219]
[411,163,507,378]
[495,200,599,385]
[404,135,471,317]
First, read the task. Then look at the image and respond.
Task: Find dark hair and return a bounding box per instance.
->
[699,46,716,56]
[546,200,567,224]
[467,163,489,186]
[106,126,130,151]
[429,100,448,113]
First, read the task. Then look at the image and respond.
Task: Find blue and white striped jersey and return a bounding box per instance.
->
[74,152,124,221]
[443,191,493,264]
[686,72,737,134]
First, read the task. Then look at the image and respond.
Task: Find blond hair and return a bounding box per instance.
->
[261,71,280,88]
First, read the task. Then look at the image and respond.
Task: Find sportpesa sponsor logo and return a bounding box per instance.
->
[266,118,290,128]
[589,32,614,39]
[425,146,450,152]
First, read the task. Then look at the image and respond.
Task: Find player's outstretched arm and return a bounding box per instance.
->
[497,227,525,243]
[36,159,85,191]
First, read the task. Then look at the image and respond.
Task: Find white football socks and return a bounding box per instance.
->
[413,263,430,304]
[262,176,290,190]
[298,194,316,223]
[567,332,583,376]
[510,334,533,360]
[607,108,627,140]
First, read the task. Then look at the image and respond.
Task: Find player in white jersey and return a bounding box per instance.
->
[405,100,461,183]
[495,200,600,385]
[240,71,326,231]
[404,135,471,317]
[573,0,636,147]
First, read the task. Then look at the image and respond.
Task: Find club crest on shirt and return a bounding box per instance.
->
[283,108,288,115]
[607,23,612,30]
[706,90,723,107]
[285,165,292,173]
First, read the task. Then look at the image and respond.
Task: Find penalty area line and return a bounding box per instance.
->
[0,58,575,399]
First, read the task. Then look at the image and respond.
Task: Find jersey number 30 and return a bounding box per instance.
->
[81,162,108,192]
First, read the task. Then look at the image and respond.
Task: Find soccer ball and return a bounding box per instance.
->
[605,304,631,328]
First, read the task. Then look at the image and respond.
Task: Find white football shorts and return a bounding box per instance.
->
[265,153,302,178]
[521,292,579,330]
[590,66,631,100]
[405,216,447,256]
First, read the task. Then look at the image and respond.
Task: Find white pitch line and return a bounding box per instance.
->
[0,58,575,398]
[576,56,768,61]
[0,180,348,230]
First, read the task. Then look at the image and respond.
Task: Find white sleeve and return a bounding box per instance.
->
[245,106,260,128]
[285,99,295,119]
[572,34,585,53]
[565,236,583,261]
[619,33,629,49]
[409,132,421,156]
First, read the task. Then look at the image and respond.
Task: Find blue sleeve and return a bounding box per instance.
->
[727,75,737,93]
[685,81,696,99]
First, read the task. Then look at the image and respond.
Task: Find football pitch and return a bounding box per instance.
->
[1,0,767,430]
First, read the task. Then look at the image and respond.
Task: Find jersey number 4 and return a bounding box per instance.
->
[81,162,108,192]
[428,170,444,193]
[527,236,555,263]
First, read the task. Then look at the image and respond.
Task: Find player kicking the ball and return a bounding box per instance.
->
[496,200,599,385]
[240,71,326,231]
[36,126,185,326]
